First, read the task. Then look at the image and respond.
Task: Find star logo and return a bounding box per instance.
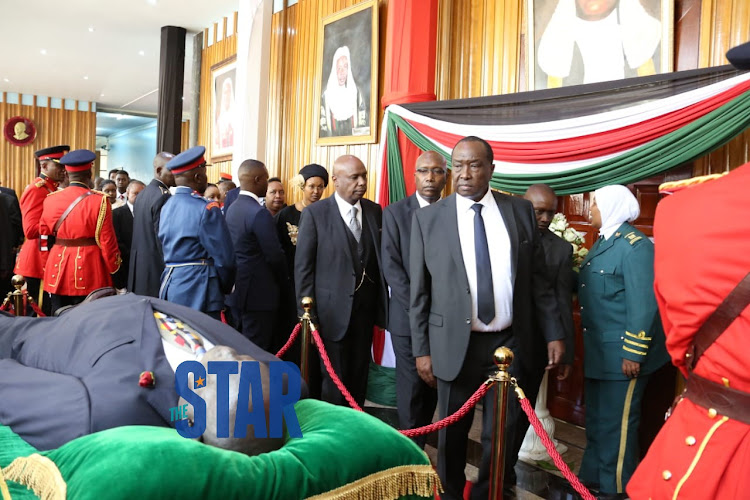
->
[195,376,205,388]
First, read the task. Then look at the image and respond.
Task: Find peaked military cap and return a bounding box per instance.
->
[60,149,96,172]
[166,146,207,175]
[219,172,233,181]
[35,145,70,162]
[727,41,750,70]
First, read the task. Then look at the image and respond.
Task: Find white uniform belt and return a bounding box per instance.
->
[165,260,211,268]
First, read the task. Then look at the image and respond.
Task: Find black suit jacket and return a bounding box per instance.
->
[0,293,291,450]
[112,204,134,289]
[225,194,288,312]
[0,187,22,248]
[410,192,562,381]
[129,179,171,296]
[539,230,576,365]
[382,194,420,336]
[295,196,387,341]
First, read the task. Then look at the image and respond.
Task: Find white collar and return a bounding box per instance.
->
[239,190,261,203]
[126,200,134,214]
[456,188,494,213]
[334,192,362,217]
[415,191,438,208]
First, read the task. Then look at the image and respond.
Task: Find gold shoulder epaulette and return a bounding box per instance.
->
[34,179,46,188]
[624,231,643,245]
[46,189,63,197]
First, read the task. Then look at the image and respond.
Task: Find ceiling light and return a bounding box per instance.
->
[83,76,89,80]
[138,50,145,56]
[3,78,9,83]
[88,26,95,32]
[147,0,157,5]
[40,49,47,55]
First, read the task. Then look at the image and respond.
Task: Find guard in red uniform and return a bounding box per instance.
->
[14,145,69,313]
[627,40,750,500]
[39,149,121,314]
[626,167,750,499]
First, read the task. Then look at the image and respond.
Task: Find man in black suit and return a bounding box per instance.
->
[410,137,564,499]
[523,184,576,376]
[129,152,175,296]
[295,155,387,407]
[0,293,296,451]
[0,190,23,296]
[113,180,146,290]
[382,151,446,447]
[225,160,288,351]
[0,185,22,246]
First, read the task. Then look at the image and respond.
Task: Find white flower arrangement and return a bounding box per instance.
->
[549,213,588,270]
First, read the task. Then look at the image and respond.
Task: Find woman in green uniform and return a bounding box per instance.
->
[578,185,669,498]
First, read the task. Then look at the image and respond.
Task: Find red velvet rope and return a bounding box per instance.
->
[311,328,364,411]
[275,323,301,358]
[309,326,491,436]
[29,299,45,317]
[399,383,491,437]
[518,397,596,500]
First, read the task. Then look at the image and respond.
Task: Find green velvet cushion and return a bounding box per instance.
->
[38,399,433,499]
[0,423,41,499]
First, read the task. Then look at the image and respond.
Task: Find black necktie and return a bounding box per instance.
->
[472,203,495,325]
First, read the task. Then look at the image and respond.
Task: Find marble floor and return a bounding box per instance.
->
[365,402,591,500]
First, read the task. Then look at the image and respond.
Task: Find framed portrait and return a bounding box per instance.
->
[527,0,673,90]
[315,1,379,146]
[4,116,36,147]
[210,55,237,162]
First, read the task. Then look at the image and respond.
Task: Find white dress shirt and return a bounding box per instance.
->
[126,200,134,215]
[117,191,127,202]
[334,192,362,229]
[239,190,261,203]
[456,189,513,332]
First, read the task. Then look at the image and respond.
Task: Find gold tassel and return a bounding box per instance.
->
[0,466,12,500]
[3,454,67,500]
[306,465,442,500]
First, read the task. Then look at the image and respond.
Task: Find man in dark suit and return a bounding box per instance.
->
[0,293,298,451]
[295,155,387,408]
[382,151,446,447]
[226,160,288,350]
[410,137,564,500]
[523,184,576,377]
[112,180,145,289]
[0,187,22,296]
[129,152,175,297]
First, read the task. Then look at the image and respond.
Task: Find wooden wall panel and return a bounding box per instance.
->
[693,0,750,176]
[267,0,390,206]
[0,96,95,196]
[435,0,521,100]
[197,17,238,184]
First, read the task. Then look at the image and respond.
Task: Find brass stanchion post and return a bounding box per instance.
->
[299,297,314,385]
[489,346,514,500]
[11,275,27,317]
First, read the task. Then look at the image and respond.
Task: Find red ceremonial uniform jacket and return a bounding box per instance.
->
[628,163,750,499]
[14,175,58,279]
[39,184,121,296]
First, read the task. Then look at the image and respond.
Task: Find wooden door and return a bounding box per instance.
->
[547,165,692,427]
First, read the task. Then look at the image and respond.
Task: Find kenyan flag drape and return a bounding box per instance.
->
[376,65,750,203]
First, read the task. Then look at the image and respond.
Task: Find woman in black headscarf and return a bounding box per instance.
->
[274,163,329,284]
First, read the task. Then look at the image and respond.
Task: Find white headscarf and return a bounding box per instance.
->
[594,184,640,240]
[325,46,358,121]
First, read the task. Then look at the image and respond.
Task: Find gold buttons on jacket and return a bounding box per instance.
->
[662,470,672,480]
[685,436,696,446]
[708,408,718,418]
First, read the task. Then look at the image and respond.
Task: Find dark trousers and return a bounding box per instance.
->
[236,309,275,352]
[319,285,376,408]
[437,329,538,500]
[49,294,85,315]
[580,376,648,494]
[392,332,438,448]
